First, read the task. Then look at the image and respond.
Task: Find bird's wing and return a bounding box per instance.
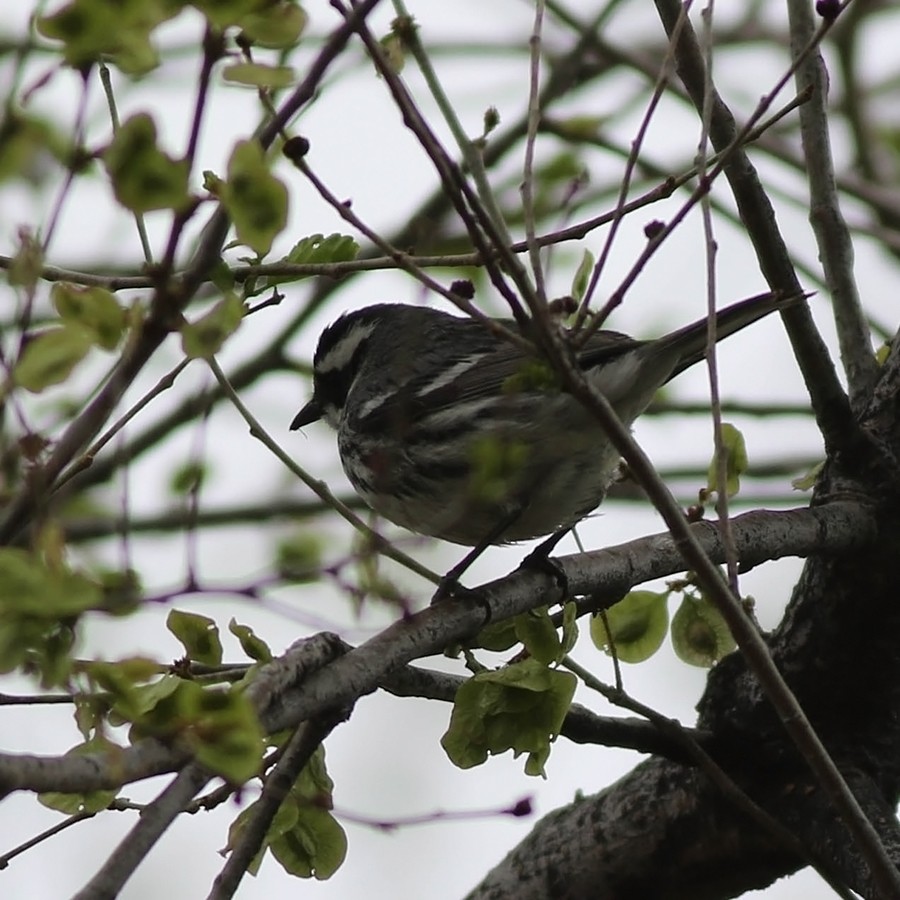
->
[350,320,647,435]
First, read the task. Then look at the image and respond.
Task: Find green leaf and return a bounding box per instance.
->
[167,609,223,665]
[560,601,579,654]
[104,113,190,212]
[467,434,529,504]
[792,460,824,491]
[570,249,594,303]
[84,657,160,722]
[229,618,272,663]
[287,233,360,265]
[137,678,264,782]
[180,292,245,359]
[221,140,288,256]
[379,32,405,74]
[187,685,264,783]
[52,283,126,350]
[39,737,123,814]
[193,0,268,29]
[225,747,346,879]
[36,0,177,74]
[6,230,44,289]
[553,116,605,141]
[240,1,308,48]
[271,802,348,879]
[275,534,323,583]
[441,659,576,775]
[0,111,68,186]
[262,233,359,288]
[116,672,182,725]
[590,591,669,664]
[169,460,208,495]
[13,326,93,392]
[95,568,143,615]
[0,548,101,617]
[514,606,562,665]
[670,591,736,667]
[0,547,100,683]
[472,618,519,653]
[223,63,296,88]
[707,423,748,498]
[537,151,584,183]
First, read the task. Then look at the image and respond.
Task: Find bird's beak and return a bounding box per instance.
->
[290,398,322,430]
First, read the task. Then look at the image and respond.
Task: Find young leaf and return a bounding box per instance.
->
[104,113,189,213]
[560,601,579,654]
[180,292,245,359]
[36,0,172,74]
[193,0,269,29]
[275,534,323,583]
[571,249,595,302]
[379,32,405,74]
[590,590,669,663]
[473,618,520,653]
[707,423,748,498]
[288,233,360,264]
[52,282,126,350]
[670,591,736,667]
[13,326,93,392]
[223,63,296,89]
[225,746,346,879]
[240,2,308,49]
[514,606,562,665]
[229,618,273,663]
[169,460,209,495]
[792,460,824,491]
[0,112,68,186]
[270,803,348,879]
[39,737,123,814]
[166,609,223,665]
[184,685,264,783]
[441,659,576,775]
[221,140,288,256]
[0,547,101,617]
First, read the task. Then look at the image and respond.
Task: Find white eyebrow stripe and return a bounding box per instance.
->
[415,353,487,397]
[316,321,377,374]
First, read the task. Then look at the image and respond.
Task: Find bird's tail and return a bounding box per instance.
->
[663,290,804,382]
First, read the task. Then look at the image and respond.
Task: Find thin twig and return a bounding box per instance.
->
[786,0,877,411]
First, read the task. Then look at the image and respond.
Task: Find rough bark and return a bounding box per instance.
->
[467,336,900,897]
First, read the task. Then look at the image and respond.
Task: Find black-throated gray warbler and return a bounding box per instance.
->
[291,293,790,547]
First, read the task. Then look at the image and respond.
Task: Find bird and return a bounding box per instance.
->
[291,292,792,548]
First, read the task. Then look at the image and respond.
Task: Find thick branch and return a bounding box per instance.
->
[0,504,870,797]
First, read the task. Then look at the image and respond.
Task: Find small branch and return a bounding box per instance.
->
[0,0,385,545]
[98,63,154,266]
[391,0,516,251]
[381,663,711,762]
[520,0,548,305]
[786,0,878,411]
[0,504,871,798]
[206,714,347,900]
[575,0,689,324]
[653,0,858,463]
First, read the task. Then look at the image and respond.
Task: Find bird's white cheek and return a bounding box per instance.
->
[323,404,343,429]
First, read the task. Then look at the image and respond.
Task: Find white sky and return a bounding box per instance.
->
[2,2,896,898]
